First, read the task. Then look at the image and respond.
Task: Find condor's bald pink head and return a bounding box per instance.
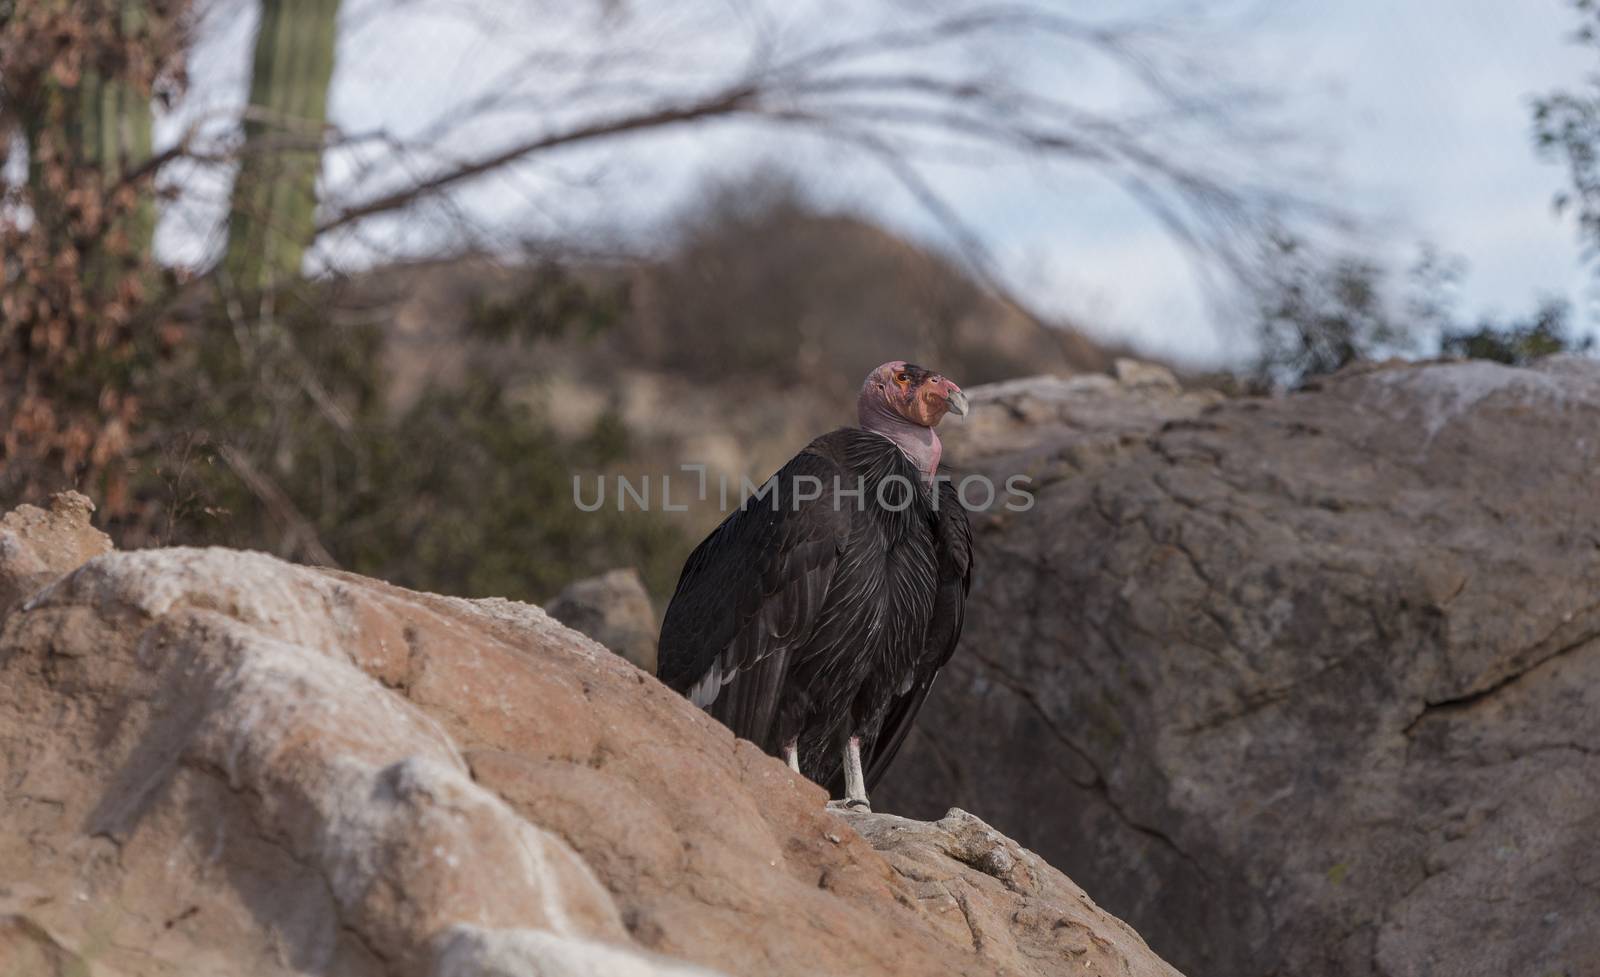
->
[856,361,968,479]
[858,361,968,428]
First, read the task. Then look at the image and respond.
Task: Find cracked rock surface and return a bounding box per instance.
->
[877,357,1600,977]
[0,496,1181,977]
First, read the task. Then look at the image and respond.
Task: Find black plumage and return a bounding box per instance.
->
[658,427,972,794]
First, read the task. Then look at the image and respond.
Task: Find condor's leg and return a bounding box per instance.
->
[782,737,801,774]
[841,735,870,811]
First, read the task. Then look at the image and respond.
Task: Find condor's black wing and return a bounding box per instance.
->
[657,440,854,751]
[862,478,972,790]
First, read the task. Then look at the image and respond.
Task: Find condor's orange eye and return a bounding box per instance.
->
[895,372,910,384]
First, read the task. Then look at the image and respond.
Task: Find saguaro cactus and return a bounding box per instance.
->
[223,0,342,294]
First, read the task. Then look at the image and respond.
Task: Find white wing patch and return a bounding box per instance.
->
[688,661,739,708]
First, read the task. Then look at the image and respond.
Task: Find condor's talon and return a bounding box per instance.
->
[826,798,872,814]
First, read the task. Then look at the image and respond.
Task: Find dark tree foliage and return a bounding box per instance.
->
[1251,237,1594,387]
[1441,298,1596,365]
[1534,0,1600,263]
[464,262,626,345]
[121,275,686,603]
[1249,233,1408,386]
[339,385,685,601]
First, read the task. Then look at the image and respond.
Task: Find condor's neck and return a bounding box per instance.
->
[858,402,941,482]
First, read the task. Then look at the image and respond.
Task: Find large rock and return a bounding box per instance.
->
[0,508,1181,976]
[877,357,1600,977]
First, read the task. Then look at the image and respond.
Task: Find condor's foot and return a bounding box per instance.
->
[826,797,872,814]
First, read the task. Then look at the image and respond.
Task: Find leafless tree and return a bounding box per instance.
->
[3,0,1335,560]
[160,0,1331,312]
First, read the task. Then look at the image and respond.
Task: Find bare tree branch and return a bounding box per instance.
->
[216,443,341,567]
[132,1,1333,317]
[316,84,762,233]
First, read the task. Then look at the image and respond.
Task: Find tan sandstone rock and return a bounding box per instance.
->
[0,505,1182,977]
[0,490,111,618]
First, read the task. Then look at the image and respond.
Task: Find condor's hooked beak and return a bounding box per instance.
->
[944,387,970,417]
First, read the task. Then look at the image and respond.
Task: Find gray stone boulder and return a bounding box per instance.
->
[546,567,658,672]
[878,357,1600,977]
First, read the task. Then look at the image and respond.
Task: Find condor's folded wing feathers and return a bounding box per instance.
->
[862,477,972,791]
[656,449,852,750]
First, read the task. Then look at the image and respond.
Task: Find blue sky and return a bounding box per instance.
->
[159,0,1600,368]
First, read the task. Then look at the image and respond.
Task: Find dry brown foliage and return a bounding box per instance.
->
[0,0,190,509]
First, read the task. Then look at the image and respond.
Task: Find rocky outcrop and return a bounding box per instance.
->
[877,357,1600,977]
[0,491,110,618]
[546,567,658,672]
[0,498,1181,977]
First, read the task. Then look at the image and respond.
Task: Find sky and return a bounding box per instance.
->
[883,0,1600,364]
[157,0,1600,369]
[1082,0,1599,364]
